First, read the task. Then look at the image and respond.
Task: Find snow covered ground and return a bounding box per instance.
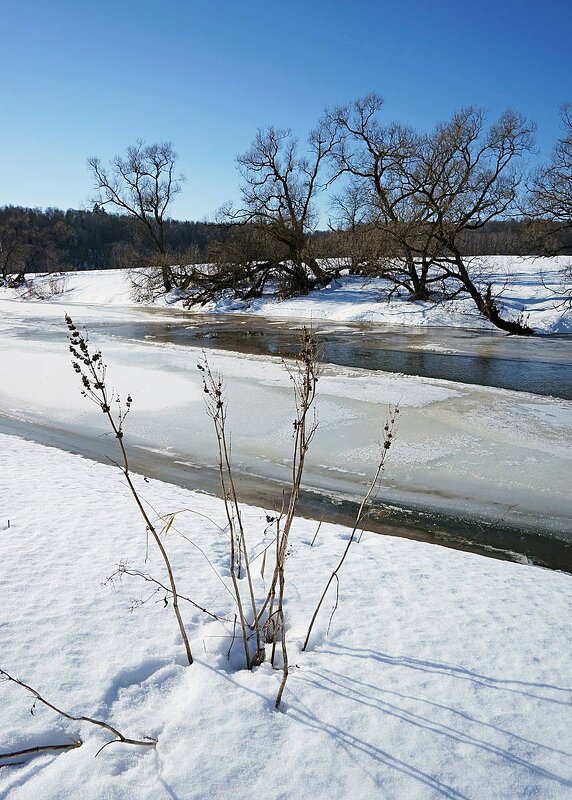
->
[1,258,571,797]
[1,434,571,799]
[2,255,572,333]
[215,256,572,335]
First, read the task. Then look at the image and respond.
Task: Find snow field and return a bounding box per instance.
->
[0,434,571,799]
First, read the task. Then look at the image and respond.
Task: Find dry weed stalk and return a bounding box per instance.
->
[0,741,82,767]
[105,563,233,622]
[198,358,264,668]
[63,315,393,714]
[65,314,193,666]
[302,406,399,651]
[256,327,320,706]
[0,669,156,758]
[199,327,320,707]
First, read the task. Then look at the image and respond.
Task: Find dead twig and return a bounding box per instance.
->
[105,564,233,623]
[302,406,399,651]
[310,517,324,547]
[0,669,156,754]
[0,740,82,763]
[65,315,193,666]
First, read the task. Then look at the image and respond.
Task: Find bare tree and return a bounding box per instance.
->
[88,141,185,292]
[527,104,572,253]
[328,94,444,300]
[332,97,537,332]
[182,226,279,306]
[224,120,341,297]
[416,107,536,333]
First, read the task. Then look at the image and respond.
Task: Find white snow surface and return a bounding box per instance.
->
[3,255,572,333]
[0,434,571,799]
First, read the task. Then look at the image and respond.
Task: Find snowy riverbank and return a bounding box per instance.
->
[1,434,571,799]
[2,256,572,334]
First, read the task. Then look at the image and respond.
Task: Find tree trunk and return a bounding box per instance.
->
[453,255,533,336]
[305,256,330,287]
[406,254,432,301]
[161,264,173,293]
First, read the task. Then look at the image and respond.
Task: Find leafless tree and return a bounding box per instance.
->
[328,94,444,300]
[183,226,279,306]
[329,180,391,275]
[416,107,536,333]
[527,104,572,253]
[223,120,342,297]
[88,141,185,292]
[332,97,537,332]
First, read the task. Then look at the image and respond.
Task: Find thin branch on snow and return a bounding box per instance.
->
[0,669,157,754]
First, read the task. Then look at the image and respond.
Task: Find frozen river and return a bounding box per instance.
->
[8,305,572,397]
[1,299,571,569]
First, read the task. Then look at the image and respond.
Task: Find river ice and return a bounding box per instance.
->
[0,305,571,537]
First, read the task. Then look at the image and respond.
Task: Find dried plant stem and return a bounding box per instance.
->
[274,570,289,708]
[65,315,193,666]
[310,517,323,547]
[257,329,319,628]
[114,473,193,666]
[260,328,320,707]
[0,741,82,763]
[199,358,264,667]
[220,476,252,669]
[302,407,399,652]
[0,669,156,754]
[106,565,232,623]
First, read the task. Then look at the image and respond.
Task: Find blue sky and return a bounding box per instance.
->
[2,0,570,221]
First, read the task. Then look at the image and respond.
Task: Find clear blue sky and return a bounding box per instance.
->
[2,0,570,221]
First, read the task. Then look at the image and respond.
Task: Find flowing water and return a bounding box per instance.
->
[55,310,572,399]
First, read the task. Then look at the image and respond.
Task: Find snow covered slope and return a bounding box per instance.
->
[2,256,571,333]
[0,435,571,799]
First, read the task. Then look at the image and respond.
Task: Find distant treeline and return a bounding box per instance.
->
[1,205,569,275]
[0,205,225,274]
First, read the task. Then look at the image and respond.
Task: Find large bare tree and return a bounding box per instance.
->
[332,97,536,333]
[88,141,185,292]
[328,94,444,300]
[225,120,341,296]
[182,226,279,306]
[416,107,536,333]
